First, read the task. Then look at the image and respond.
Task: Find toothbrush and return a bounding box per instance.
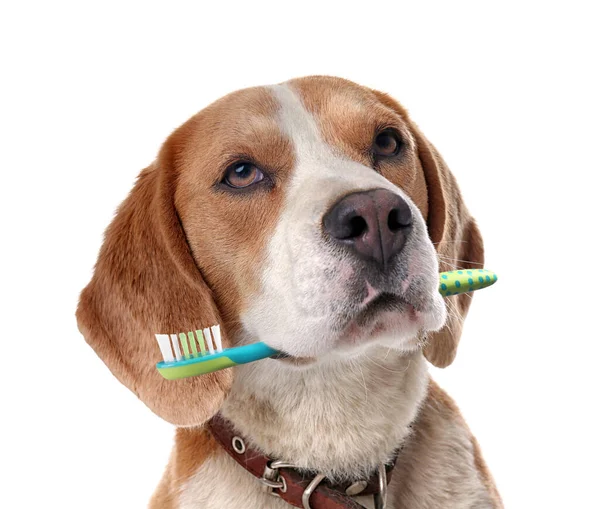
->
[155,326,277,380]
[155,269,498,380]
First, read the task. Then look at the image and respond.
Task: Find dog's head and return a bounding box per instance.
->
[76,76,483,426]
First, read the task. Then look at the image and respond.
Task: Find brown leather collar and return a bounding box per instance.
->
[207,413,399,509]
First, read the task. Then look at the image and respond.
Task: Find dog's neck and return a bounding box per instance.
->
[220,346,428,482]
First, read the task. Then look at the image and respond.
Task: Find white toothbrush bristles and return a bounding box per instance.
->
[170,334,183,361]
[211,325,223,352]
[155,325,222,362]
[203,327,215,354]
[155,334,175,362]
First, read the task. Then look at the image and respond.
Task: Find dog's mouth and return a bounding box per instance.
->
[270,277,442,363]
[272,293,422,363]
[352,292,412,327]
[330,290,427,349]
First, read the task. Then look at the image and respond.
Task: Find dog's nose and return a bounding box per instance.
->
[323,189,413,269]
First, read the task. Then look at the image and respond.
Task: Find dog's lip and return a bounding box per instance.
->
[353,292,412,326]
[336,293,421,341]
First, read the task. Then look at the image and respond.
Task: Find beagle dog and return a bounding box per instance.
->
[77,76,502,508]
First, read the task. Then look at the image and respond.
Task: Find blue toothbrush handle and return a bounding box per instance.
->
[225,341,279,365]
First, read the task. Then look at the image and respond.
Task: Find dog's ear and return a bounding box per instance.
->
[76,139,233,426]
[412,126,485,368]
[372,91,485,368]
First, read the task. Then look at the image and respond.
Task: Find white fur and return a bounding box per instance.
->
[181,349,427,509]
[222,350,428,479]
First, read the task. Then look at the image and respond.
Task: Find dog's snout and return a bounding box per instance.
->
[323,189,412,269]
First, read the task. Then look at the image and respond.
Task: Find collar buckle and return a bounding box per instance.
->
[301,473,326,509]
[373,463,388,509]
[259,459,294,497]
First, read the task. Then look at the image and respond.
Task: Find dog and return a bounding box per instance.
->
[77,76,502,508]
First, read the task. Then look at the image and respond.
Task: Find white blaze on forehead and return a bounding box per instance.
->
[269,84,326,160]
[269,84,404,198]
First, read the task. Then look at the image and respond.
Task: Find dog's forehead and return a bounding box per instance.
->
[285,76,386,116]
[206,77,381,121]
[283,77,405,140]
[191,86,283,147]
[175,86,293,184]
[178,78,407,176]
[188,77,398,149]
[267,77,413,169]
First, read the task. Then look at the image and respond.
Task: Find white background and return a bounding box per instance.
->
[1,2,598,508]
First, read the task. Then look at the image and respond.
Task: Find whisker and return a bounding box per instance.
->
[432,240,470,245]
[437,260,464,270]
[436,255,486,267]
[417,333,430,349]
[443,302,465,325]
[447,301,462,316]
[437,260,473,272]
[448,307,465,324]
[383,346,392,361]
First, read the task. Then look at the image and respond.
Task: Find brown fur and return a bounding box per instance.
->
[76,87,294,425]
[390,379,502,508]
[75,152,233,426]
[471,434,503,507]
[173,86,294,328]
[150,428,219,508]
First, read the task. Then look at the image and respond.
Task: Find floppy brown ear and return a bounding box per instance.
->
[373,91,485,368]
[76,139,233,426]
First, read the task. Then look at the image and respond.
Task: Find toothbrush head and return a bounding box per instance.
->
[155,326,278,380]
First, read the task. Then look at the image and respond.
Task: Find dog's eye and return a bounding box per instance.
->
[373,130,402,158]
[222,162,265,189]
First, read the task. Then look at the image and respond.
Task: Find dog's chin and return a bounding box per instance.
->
[274,317,422,367]
[274,294,446,365]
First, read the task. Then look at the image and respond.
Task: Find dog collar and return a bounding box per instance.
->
[207,413,398,509]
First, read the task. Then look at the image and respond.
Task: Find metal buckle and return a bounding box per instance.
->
[262,460,387,509]
[373,463,387,509]
[302,473,326,509]
[261,460,328,509]
[260,460,294,497]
